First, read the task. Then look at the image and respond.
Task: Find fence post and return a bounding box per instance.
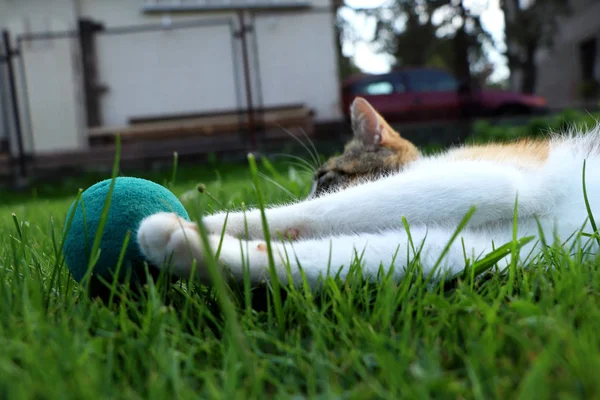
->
[237,10,257,151]
[2,30,28,184]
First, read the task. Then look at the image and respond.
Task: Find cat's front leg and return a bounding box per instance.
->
[201,160,545,241]
[137,211,368,287]
[202,206,314,241]
[137,212,517,289]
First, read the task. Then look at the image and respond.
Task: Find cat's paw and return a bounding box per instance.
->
[137,212,204,278]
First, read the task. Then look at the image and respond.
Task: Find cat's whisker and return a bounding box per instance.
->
[271,153,316,174]
[257,172,299,201]
[287,161,317,177]
[297,127,322,165]
[275,124,320,169]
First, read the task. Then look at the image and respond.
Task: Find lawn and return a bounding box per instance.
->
[2,155,600,399]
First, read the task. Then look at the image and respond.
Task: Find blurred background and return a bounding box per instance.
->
[0,0,599,186]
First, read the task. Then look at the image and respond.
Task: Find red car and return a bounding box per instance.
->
[341,67,548,123]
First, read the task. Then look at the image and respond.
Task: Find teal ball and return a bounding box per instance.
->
[63,177,190,287]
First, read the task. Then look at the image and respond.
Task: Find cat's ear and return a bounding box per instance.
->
[350,97,403,149]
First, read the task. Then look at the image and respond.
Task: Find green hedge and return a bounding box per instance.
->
[470,109,600,143]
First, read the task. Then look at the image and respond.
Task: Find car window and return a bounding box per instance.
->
[353,76,406,95]
[394,80,406,93]
[363,81,393,95]
[405,69,459,92]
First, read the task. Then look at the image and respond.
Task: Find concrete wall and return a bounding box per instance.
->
[254,11,341,121]
[95,24,238,126]
[84,0,341,125]
[21,31,84,153]
[0,0,83,155]
[535,0,600,108]
[0,0,341,156]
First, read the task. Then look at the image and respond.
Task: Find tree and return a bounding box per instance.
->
[372,1,440,67]
[333,0,361,80]
[366,0,493,88]
[501,0,570,93]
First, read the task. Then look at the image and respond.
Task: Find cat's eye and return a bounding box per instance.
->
[308,170,332,198]
[317,173,328,185]
[315,169,327,180]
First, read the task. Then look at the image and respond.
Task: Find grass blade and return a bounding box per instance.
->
[247,153,285,332]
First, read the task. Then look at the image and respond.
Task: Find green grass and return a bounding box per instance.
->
[2,157,600,399]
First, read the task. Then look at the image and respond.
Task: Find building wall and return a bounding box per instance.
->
[535,0,600,108]
[0,0,341,155]
[254,11,341,121]
[20,31,84,153]
[0,0,82,155]
[536,45,581,109]
[94,23,238,126]
[84,0,341,125]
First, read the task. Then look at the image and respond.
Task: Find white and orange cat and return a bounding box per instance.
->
[137,98,600,288]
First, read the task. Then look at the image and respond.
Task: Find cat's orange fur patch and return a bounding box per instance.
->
[384,146,420,168]
[451,140,550,168]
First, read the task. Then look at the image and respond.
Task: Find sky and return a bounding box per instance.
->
[341,0,510,82]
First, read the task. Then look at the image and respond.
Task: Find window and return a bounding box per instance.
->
[353,75,406,96]
[362,81,394,95]
[405,69,459,93]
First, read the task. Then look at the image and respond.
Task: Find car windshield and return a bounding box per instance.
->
[352,74,405,95]
[405,69,459,92]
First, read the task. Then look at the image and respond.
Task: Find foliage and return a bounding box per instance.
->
[577,79,600,101]
[471,109,600,143]
[363,0,493,84]
[334,1,362,80]
[3,154,600,398]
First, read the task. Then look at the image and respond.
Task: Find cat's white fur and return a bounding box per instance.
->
[137,126,600,289]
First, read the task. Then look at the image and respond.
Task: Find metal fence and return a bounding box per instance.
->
[0,30,27,181]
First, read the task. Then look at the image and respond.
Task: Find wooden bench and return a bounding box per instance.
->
[88,104,314,146]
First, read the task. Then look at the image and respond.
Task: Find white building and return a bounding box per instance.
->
[535,0,600,108]
[0,0,341,158]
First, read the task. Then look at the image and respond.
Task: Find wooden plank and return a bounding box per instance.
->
[33,135,248,170]
[88,106,313,142]
[36,124,315,169]
[129,103,309,125]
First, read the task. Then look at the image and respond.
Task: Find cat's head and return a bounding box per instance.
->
[308,97,420,198]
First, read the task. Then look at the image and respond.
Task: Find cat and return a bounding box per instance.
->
[137,97,600,288]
